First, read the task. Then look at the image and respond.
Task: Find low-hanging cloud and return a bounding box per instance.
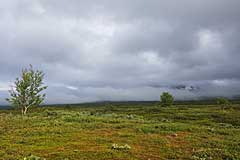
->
[1,0,240,104]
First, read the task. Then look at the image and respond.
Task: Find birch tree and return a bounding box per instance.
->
[6,65,47,115]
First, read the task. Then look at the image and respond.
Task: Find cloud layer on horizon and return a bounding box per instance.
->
[1,0,240,104]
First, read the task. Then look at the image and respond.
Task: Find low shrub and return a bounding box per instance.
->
[23,155,45,160]
[111,144,131,150]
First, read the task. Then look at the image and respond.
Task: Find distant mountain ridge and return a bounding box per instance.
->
[0,105,11,109]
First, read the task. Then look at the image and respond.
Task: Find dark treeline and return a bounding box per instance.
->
[2,99,240,110]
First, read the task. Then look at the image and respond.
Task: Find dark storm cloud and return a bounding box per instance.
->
[0,0,240,104]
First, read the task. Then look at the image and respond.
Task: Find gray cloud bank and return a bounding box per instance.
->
[1,0,240,104]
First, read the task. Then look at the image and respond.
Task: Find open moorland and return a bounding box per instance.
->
[0,102,240,160]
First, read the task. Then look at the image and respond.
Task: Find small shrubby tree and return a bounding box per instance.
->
[216,97,230,109]
[6,65,47,115]
[160,92,174,107]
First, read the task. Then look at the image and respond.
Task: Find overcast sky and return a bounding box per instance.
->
[1,0,240,104]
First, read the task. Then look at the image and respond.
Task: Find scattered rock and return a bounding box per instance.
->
[171,133,178,137]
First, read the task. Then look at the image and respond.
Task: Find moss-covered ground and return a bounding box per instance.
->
[0,103,239,160]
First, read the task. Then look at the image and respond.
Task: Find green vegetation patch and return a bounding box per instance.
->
[0,103,239,160]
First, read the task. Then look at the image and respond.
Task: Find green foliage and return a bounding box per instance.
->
[160,92,174,107]
[6,65,47,115]
[216,97,230,109]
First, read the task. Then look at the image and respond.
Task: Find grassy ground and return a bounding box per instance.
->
[0,103,240,160]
